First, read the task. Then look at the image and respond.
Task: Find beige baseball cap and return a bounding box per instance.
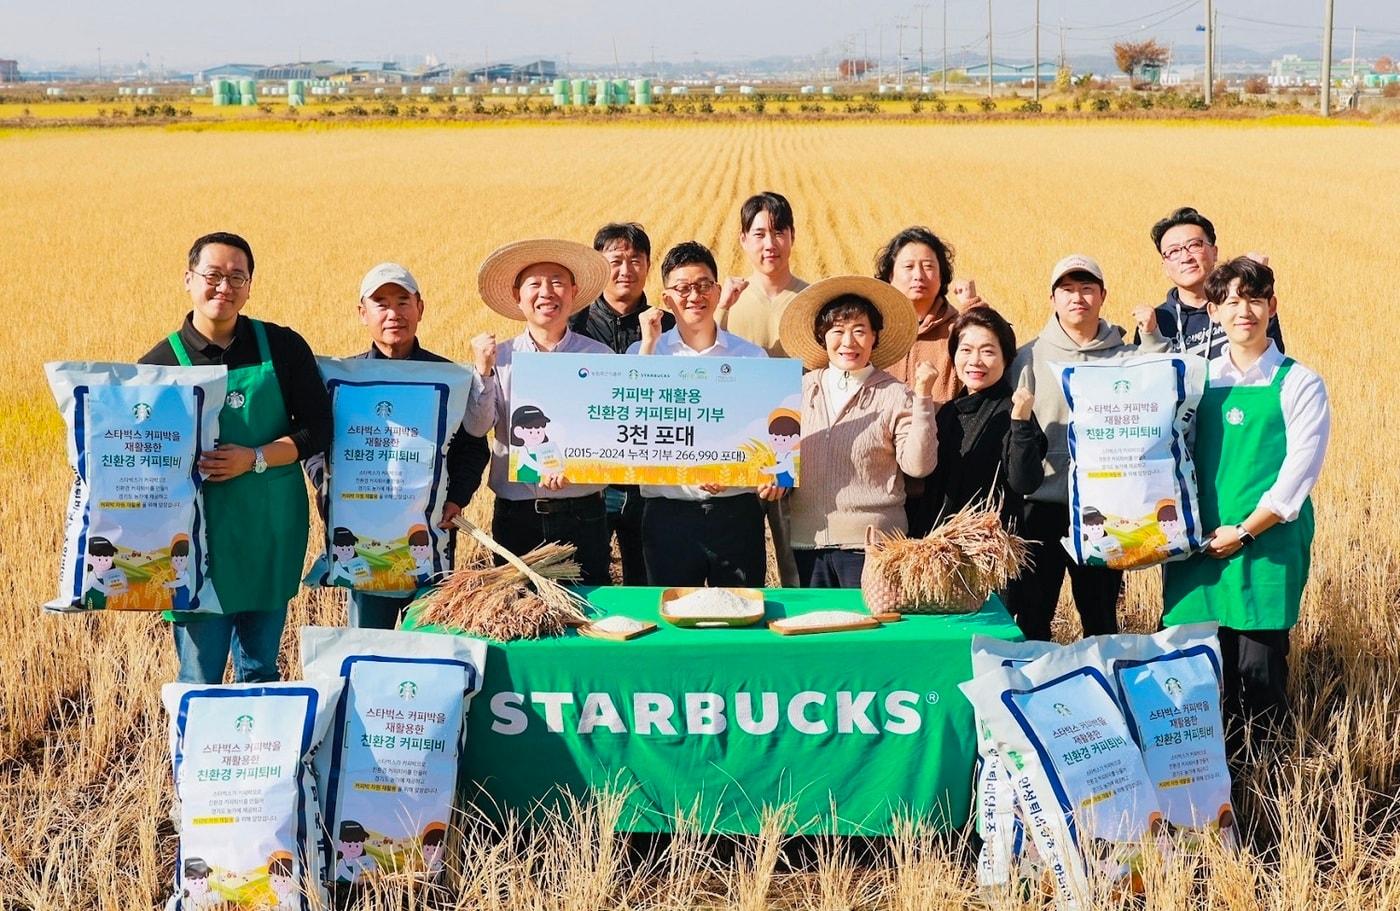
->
[1049,254,1105,289]
[359,262,420,300]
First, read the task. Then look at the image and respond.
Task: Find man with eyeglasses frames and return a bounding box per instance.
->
[1146,207,1285,359]
[569,223,674,585]
[628,241,771,587]
[140,231,330,684]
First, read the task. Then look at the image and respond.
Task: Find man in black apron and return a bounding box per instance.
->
[141,232,330,683]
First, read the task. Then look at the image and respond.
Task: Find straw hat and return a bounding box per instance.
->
[777,276,919,370]
[476,239,609,320]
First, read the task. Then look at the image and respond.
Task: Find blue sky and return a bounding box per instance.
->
[5,0,1397,70]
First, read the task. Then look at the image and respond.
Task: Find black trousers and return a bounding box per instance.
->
[605,485,648,586]
[1218,626,1291,754]
[794,547,867,589]
[491,493,611,586]
[642,494,766,587]
[1003,499,1122,640]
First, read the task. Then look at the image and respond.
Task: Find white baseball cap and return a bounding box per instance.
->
[1049,254,1105,289]
[358,262,420,300]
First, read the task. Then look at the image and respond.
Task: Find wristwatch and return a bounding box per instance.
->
[253,447,267,474]
[1234,524,1255,548]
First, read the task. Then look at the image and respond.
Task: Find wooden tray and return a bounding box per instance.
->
[577,619,658,641]
[659,587,766,628]
[769,615,883,636]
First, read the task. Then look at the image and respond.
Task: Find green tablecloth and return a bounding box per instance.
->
[402,586,1021,835]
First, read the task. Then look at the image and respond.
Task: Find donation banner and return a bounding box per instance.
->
[508,352,803,487]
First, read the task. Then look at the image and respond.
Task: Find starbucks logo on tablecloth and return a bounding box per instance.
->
[1226,407,1245,426]
[226,391,246,410]
[398,680,418,700]
[132,402,153,423]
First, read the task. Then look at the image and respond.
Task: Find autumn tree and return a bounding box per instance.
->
[1375,55,1395,74]
[1114,39,1169,77]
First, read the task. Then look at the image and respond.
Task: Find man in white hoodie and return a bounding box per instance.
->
[1006,254,1171,641]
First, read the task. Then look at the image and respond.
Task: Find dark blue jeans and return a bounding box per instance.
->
[349,591,416,629]
[172,608,287,684]
[793,548,867,589]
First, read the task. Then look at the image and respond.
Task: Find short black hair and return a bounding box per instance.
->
[740,191,795,235]
[874,226,956,304]
[660,241,718,284]
[813,294,884,346]
[1150,207,1216,251]
[88,536,117,557]
[332,527,358,547]
[188,232,255,277]
[1205,256,1275,305]
[509,405,551,445]
[593,222,651,259]
[947,307,1018,366]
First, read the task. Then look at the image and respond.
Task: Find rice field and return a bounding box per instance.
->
[1,119,1398,910]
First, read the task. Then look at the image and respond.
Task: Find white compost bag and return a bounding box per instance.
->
[961,639,1164,909]
[45,362,226,614]
[163,679,343,911]
[1059,354,1207,570]
[969,637,1061,887]
[1096,623,1234,841]
[300,626,488,885]
[305,358,474,595]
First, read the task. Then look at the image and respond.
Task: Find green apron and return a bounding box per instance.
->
[166,319,310,619]
[1162,358,1313,630]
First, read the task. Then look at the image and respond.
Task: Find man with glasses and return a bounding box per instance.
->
[569,223,673,584]
[629,241,770,587]
[1147,207,1284,358]
[140,232,330,684]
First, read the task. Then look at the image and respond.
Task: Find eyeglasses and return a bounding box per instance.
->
[664,279,717,298]
[191,269,251,289]
[1161,238,1211,262]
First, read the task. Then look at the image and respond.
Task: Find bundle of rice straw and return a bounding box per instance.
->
[863,498,1031,614]
[410,516,591,640]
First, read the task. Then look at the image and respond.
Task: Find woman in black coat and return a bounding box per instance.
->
[917,307,1047,534]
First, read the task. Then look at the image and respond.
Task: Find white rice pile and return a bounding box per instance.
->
[774,610,872,630]
[591,615,647,635]
[666,588,754,618]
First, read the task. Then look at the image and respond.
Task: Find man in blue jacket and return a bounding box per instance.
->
[1145,207,1284,359]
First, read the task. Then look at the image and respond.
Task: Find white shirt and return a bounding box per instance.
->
[820,365,876,422]
[1208,342,1330,523]
[483,329,611,501]
[628,327,768,500]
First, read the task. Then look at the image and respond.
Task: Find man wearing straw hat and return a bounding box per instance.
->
[773,275,938,588]
[474,239,613,584]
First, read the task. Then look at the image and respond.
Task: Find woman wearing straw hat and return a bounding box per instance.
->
[474,239,614,584]
[773,276,939,588]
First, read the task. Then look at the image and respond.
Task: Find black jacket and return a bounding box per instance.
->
[921,380,1047,531]
[568,294,674,354]
[1139,288,1285,359]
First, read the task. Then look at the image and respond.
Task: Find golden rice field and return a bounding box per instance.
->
[2,120,1398,910]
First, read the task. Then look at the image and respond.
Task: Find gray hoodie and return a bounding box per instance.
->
[1010,314,1170,505]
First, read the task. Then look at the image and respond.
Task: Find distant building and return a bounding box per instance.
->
[197,63,264,82]
[257,61,346,81]
[468,60,557,83]
[962,61,1057,85]
[1269,54,1320,87]
[0,59,19,82]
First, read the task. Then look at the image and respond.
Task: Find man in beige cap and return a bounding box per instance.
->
[1005,254,1170,641]
[310,262,494,628]
[474,239,614,583]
